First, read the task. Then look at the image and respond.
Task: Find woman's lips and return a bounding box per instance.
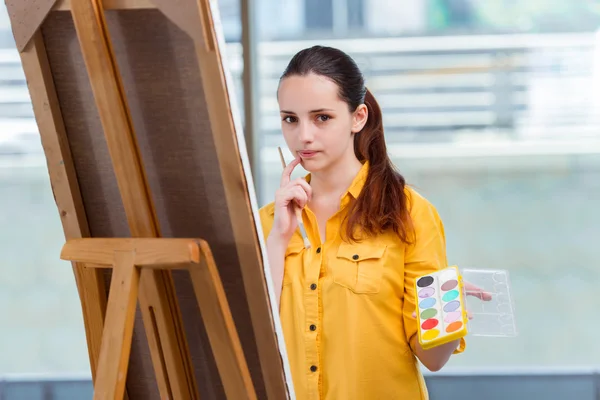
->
[298,151,318,158]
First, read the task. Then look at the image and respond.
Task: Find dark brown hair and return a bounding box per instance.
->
[280,45,413,244]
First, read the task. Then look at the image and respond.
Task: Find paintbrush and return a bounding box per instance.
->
[278,147,311,249]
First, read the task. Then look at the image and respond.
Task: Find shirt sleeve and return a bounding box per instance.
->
[402,190,466,354]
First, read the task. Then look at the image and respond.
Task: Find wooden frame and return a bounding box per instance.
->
[6,0,292,398]
[54,1,156,10]
[67,2,195,396]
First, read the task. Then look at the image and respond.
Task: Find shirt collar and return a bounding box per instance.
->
[305,160,369,200]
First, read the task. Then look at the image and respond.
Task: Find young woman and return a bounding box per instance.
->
[259,45,474,399]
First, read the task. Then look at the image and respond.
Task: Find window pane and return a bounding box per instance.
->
[305,0,334,30]
[347,0,364,29]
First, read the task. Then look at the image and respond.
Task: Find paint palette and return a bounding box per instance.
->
[415,266,468,350]
[461,268,517,337]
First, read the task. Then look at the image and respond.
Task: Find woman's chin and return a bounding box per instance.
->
[300,158,323,172]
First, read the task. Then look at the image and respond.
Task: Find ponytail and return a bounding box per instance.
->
[346,88,413,244]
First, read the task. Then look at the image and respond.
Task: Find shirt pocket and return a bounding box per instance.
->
[283,241,305,286]
[333,241,387,294]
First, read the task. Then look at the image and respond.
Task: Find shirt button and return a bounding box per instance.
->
[352,254,359,260]
[310,365,317,372]
[310,283,317,290]
[309,324,316,331]
[316,247,321,253]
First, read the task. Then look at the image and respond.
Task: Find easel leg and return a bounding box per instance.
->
[189,241,257,400]
[94,251,140,400]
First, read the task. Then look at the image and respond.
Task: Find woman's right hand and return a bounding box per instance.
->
[270,156,312,244]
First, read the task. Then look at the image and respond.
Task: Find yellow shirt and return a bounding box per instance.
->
[259,162,465,400]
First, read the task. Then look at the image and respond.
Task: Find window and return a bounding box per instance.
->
[304,0,333,30]
[304,0,365,36]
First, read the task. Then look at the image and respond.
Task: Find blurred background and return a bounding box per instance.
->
[1,0,600,398]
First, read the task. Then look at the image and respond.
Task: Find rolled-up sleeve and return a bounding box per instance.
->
[402,190,466,354]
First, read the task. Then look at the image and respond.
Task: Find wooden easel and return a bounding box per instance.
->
[60,238,255,399]
[6,0,291,399]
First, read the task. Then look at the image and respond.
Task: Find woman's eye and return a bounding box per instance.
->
[282,116,297,123]
[317,115,330,122]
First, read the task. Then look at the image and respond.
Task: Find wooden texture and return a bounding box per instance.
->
[69,0,157,236]
[54,0,155,10]
[192,3,290,398]
[61,238,201,266]
[4,0,58,51]
[190,241,256,400]
[55,1,206,50]
[61,238,257,399]
[93,251,139,400]
[5,0,162,52]
[18,30,109,384]
[149,0,206,47]
[69,1,195,398]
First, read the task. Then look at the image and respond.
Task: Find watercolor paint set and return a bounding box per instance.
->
[414,266,516,350]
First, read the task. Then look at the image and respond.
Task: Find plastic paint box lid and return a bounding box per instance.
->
[460,268,518,337]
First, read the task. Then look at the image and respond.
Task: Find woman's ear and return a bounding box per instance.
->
[351,104,368,133]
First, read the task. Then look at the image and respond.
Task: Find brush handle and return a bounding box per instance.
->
[294,207,303,223]
[294,207,310,243]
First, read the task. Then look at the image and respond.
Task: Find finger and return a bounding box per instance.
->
[276,186,307,209]
[280,156,302,187]
[412,311,417,319]
[465,288,492,301]
[467,310,473,320]
[290,178,313,202]
[292,187,308,209]
[464,281,493,301]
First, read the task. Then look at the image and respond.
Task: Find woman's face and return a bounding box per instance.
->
[277,73,367,173]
